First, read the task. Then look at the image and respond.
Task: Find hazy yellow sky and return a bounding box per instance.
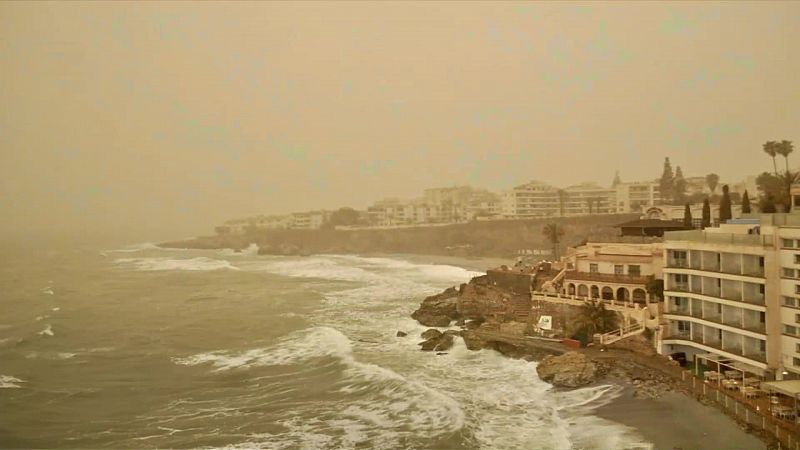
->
[1,1,798,237]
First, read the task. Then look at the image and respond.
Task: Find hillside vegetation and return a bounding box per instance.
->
[160,214,641,258]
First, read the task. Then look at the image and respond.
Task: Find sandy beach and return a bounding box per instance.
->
[596,387,767,450]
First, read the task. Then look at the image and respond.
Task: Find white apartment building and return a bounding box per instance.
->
[614,181,661,213]
[502,181,615,219]
[660,192,800,380]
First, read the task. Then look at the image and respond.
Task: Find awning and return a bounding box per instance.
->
[762,380,800,397]
[695,353,768,377]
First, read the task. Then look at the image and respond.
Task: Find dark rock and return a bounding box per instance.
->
[419,337,439,351]
[536,351,598,388]
[421,329,443,340]
[411,287,460,326]
[434,333,455,352]
[396,331,407,337]
[461,331,487,351]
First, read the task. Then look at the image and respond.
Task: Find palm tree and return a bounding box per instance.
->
[778,170,800,212]
[557,189,568,217]
[764,141,779,175]
[573,301,619,338]
[705,173,720,196]
[542,223,565,259]
[776,140,795,172]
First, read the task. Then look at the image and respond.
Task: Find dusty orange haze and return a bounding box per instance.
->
[1,1,798,240]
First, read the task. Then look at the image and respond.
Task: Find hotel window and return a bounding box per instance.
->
[785,239,796,248]
[760,312,766,323]
[761,340,767,352]
[614,265,624,275]
[785,296,798,307]
[796,314,800,324]
[796,285,800,295]
[785,325,799,336]
[590,264,598,273]
[795,357,800,367]
[629,265,641,277]
[795,254,800,264]
[677,321,690,333]
[785,268,797,278]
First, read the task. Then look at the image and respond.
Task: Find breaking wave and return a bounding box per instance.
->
[114,257,239,272]
[0,375,26,389]
[38,325,54,336]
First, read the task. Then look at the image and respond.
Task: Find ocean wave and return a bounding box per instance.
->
[114,257,239,272]
[175,327,465,447]
[240,258,380,282]
[38,325,54,337]
[218,244,259,257]
[41,287,54,295]
[0,375,26,388]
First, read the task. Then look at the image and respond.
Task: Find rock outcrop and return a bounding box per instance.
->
[418,329,458,352]
[411,288,460,327]
[536,351,598,388]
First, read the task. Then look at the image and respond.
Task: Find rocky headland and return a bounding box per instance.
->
[407,274,682,399]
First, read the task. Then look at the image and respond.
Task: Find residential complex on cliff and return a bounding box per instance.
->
[214,171,754,234]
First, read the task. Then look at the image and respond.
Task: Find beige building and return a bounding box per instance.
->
[501,180,615,219]
[659,204,800,380]
[614,181,661,213]
[561,241,663,304]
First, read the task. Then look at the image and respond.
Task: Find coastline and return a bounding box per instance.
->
[595,385,767,450]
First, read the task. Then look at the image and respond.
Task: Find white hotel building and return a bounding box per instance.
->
[662,190,800,379]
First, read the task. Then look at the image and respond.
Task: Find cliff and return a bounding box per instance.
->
[159,214,640,258]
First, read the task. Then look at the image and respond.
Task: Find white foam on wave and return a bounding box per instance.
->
[38,325,54,337]
[41,287,54,295]
[0,375,25,389]
[115,257,239,272]
[240,257,380,282]
[175,327,465,448]
[218,243,259,257]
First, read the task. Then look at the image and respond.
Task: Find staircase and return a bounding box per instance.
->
[540,266,568,293]
[596,321,645,345]
[511,296,532,321]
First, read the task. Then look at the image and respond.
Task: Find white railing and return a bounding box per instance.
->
[597,321,645,345]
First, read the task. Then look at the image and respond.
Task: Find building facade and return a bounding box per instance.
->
[561,241,663,304]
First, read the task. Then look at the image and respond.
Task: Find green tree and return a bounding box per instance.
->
[573,301,619,338]
[701,198,711,229]
[683,204,693,228]
[659,157,674,205]
[706,173,720,196]
[673,166,687,204]
[719,185,732,222]
[542,223,565,259]
[322,207,361,230]
[761,194,777,213]
[764,141,779,175]
[776,140,795,172]
[741,190,751,214]
[779,170,800,212]
[645,278,664,302]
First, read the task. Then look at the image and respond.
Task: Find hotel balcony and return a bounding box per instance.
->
[563,271,651,286]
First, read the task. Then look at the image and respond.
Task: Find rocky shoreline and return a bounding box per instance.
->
[407,275,684,399]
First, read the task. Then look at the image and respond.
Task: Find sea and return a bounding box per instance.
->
[0,237,652,449]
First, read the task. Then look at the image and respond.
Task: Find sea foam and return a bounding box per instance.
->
[0,375,26,389]
[114,257,239,272]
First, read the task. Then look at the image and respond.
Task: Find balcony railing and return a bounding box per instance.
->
[663,332,767,363]
[670,283,690,292]
[667,260,689,268]
[563,271,652,285]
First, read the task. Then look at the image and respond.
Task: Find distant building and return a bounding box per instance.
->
[643,204,743,228]
[614,181,662,213]
[501,180,615,219]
